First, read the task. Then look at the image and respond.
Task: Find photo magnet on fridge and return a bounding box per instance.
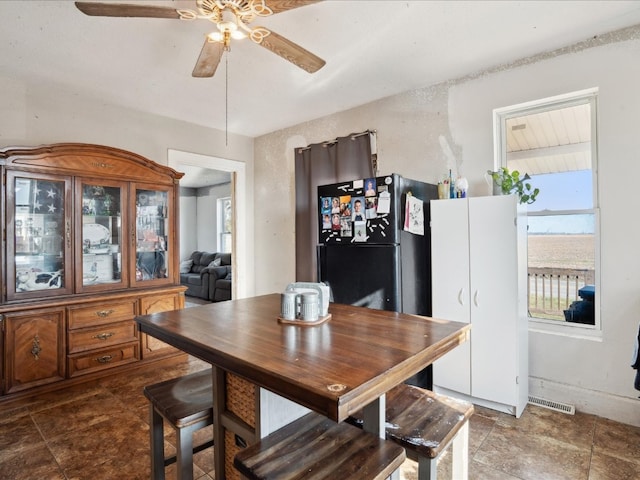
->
[353,221,367,242]
[321,197,331,214]
[351,196,365,222]
[331,213,341,231]
[331,197,340,213]
[340,218,353,237]
[364,178,377,197]
[339,195,352,218]
[365,197,377,219]
[322,214,331,229]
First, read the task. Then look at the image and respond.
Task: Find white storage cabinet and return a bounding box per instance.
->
[431,195,528,417]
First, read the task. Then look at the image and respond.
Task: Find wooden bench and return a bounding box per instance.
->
[234,411,406,480]
[349,383,474,480]
[143,370,214,480]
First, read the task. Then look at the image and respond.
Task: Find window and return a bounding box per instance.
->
[495,89,599,329]
[217,196,232,253]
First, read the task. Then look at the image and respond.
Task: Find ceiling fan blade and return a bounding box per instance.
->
[192,39,224,78]
[267,0,323,15]
[74,2,181,19]
[258,29,325,73]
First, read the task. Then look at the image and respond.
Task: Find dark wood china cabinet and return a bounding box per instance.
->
[0,143,186,400]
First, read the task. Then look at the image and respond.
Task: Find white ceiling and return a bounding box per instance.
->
[506,103,592,176]
[2,0,640,143]
[180,164,231,188]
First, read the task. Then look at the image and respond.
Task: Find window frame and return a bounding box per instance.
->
[217,196,232,253]
[493,88,601,335]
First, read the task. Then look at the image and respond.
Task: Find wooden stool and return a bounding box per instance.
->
[349,383,474,480]
[234,411,406,480]
[143,370,214,480]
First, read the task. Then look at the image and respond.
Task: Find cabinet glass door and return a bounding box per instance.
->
[133,186,172,286]
[7,172,72,300]
[77,181,127,291]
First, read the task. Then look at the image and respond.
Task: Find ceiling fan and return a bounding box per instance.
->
[74,0,326,78]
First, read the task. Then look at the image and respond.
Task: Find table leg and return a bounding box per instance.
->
[362,393,385,438]
[212,367,226,480]
[362,394,400,480]
[149,404,165,480]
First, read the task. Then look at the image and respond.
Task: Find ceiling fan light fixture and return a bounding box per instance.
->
[218,9,238,31]
[218,20,237,33]
[211,8,247,40]
[208,31,223,42]
[75,0,326,77]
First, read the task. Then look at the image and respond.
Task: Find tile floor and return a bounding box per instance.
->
[1,355,639,480]
[1,312,639,480]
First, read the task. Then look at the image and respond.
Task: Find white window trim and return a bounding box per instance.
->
[217,196,232,253]
[493,88,601,337]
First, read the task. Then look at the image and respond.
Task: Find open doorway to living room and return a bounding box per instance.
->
[179,165,232,255]
[168,149,247,301]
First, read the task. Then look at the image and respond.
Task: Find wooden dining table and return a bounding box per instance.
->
[135,293,470,480]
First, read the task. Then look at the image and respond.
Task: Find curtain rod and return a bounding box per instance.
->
[297,129,376,153]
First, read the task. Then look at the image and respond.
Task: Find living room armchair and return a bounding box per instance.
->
[180,251,217,300]
[180,251,232,301]
[209,256,232,302]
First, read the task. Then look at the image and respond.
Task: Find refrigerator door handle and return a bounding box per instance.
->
[473,290,480,307]
[458,288,465,306]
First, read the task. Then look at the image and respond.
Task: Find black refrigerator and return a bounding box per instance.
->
[316,173,438,387]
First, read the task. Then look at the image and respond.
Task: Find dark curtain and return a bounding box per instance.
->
[295,132,375,282]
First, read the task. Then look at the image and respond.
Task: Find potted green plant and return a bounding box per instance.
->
[487,167,539,204]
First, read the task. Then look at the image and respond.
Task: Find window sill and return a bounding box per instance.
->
[528,317,603,341]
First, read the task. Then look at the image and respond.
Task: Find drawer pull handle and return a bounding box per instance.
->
[96,309,115,318]
[94,332,115,341]
[95,355,113,364]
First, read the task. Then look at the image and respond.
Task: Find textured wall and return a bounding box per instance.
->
[254,27,640,426]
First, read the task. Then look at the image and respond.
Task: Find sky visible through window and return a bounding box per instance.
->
[527,169,593,234]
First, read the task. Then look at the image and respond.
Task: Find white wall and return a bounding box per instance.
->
[254,27,640,426]
[179,183,232,258]
[179,188,198,260]
[196,183,232,253]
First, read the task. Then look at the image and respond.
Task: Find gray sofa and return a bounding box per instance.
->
[180,251,231,301]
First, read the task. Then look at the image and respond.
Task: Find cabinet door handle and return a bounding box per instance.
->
[95,355,113,364]
[473,290,480,307]
[458,288,465,306]
[31,334,42,360]
[66,221,71,248]
[93,332,115,340]
[95,309,114,318]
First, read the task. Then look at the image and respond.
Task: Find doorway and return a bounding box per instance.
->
[168,149,247,300]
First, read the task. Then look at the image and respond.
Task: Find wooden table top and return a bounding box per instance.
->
[135,293,470,422]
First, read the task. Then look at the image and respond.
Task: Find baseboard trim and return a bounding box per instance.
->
[529,377,640,427]
[433,386,518,417]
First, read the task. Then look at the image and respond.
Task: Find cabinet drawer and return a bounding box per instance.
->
[68,301,136,329]
[68,342,139,378]
[68,320,138,354]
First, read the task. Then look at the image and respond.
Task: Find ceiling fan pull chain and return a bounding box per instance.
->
[225,54,229,146]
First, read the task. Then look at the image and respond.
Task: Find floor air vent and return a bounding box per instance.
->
[528,395,575,415]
